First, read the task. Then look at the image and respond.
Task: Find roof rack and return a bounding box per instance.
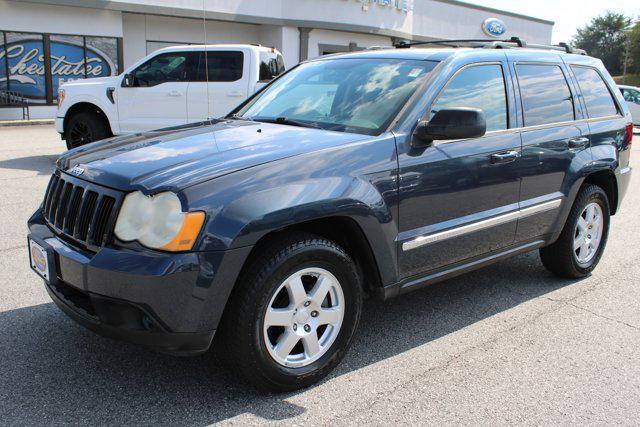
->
[394,37,587,55]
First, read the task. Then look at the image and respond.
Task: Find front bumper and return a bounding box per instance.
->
[55,116,64,134]
[28,209,252,355]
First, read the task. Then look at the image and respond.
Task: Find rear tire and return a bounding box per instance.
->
[64,111,110,149]
[217,233,362,392]
[540,184,610,278]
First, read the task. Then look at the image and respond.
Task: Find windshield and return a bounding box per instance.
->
[235,58,439,135]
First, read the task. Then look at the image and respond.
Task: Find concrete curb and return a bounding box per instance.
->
[0,119,55,127]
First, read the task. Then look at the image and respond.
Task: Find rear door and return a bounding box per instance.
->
[397,60,522,279]
[512,60,590,241]
[116,51,197,132]
[187,49,249,121]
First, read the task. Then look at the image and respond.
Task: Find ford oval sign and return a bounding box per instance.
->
[482,18,507,38]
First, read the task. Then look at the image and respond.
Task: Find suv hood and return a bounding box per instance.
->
[56,120,369,193]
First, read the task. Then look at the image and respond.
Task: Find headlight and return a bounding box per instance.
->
[114,191,205,251]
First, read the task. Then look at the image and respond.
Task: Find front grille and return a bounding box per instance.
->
[42,172,122,251]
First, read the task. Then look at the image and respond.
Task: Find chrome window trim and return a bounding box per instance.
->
[402,198,562,251]
[427,61,510,132]
[485,114,623,135]
[569,64,624,119]
[433,114,622,143]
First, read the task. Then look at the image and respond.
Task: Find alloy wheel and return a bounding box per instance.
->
[574,202,604,264]
[69,122,93,147]
[263,267,345,368]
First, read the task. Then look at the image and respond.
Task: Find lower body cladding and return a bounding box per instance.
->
[27,210,251,356]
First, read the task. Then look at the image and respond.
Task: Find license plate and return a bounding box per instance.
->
[29,238,51,281]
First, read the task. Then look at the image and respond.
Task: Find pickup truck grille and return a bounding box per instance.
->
[42,172,122,251]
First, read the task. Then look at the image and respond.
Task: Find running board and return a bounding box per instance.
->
[381,240,546,299]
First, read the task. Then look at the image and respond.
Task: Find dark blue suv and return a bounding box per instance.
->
[28,42,633,391]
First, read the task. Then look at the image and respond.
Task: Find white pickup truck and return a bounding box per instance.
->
[56,44,285,148]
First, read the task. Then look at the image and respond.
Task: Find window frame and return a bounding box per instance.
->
[129,51,198,87]
[194,50,245,83]
[258,50,285,83]
[514,61,578,128]
[1,29,122,105]
[569,64,622,119]
[426,61,511,137]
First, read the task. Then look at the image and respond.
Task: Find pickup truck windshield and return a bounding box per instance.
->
[235,58,439,135]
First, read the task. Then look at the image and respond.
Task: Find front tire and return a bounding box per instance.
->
[218,233,362,392]
[540,184,610,278]
[64,112,110,149]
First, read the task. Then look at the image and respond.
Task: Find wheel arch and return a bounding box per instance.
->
[236,216,385,298]
[583,169,618,215]
[63,102,114,137]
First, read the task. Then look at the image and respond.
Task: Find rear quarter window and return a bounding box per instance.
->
[571,66,619,118]
[516,64,575,127]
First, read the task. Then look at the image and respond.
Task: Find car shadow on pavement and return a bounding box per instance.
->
[0,250,583,424]
[0,154,58,175]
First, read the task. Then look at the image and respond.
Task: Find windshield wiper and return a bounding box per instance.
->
[227,113,253,121]
[256,116,322,129]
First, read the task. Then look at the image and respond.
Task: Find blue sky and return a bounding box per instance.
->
[469,0,639,43]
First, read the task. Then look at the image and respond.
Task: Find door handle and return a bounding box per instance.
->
[490,150,520,164]
[568,137,589,148]
[227,90,243,97]
[168,90,182,97]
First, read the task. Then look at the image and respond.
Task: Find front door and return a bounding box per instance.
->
[397,62,521,279]
[117,51,197,133]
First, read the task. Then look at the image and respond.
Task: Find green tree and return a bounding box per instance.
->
[572,11,632,75]
[628,19,640,75]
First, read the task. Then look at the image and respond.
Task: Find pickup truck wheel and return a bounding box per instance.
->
[65,112,110,149]
[540,184,610,278]
[218,233,362,392]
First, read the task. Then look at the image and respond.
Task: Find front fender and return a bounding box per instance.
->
[60,93,119,134]
[184,135,400,285]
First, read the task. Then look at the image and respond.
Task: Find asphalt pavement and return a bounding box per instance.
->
[1,125,639,425]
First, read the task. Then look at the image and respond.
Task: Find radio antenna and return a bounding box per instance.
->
[202,0,211,120]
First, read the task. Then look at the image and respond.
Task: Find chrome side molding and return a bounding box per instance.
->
[402,198,562,251]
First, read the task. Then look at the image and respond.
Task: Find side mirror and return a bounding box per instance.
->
[122,73,134,87]
[413,108,486,146]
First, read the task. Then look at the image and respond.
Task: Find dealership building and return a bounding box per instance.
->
[0,0,553,120]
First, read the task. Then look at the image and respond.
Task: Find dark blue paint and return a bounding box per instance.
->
[28,47,634,353]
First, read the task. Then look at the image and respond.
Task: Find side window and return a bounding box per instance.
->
[431,64,508,132]
[516,64,574,127]
[133,52,195,87]
[626,89,640,104]
[197,51,244,82]
[571,66,618,118]
[258,51,286,82]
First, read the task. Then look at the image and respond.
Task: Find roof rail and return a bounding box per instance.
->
[394,37,587,55]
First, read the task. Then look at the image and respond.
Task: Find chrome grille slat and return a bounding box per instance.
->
[63,186,84,235]
[54,182,73,229]
[47,177,64,223]
[76,191,98,242]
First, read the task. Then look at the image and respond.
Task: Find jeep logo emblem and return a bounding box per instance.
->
[68,166,85,176]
